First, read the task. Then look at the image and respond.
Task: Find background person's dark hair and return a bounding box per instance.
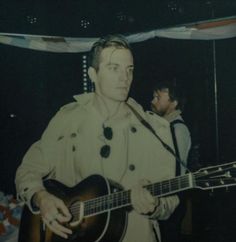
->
[154,79,186,111]
[88,34,131,71]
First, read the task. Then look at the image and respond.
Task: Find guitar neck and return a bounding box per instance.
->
[83,173,193,217]
[145,173,193,197]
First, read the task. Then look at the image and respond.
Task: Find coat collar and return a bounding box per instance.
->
[72,93,169,127]
[164,109,182,122]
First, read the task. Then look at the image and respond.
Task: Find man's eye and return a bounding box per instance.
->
[128,68,134,74]
[109,65,118,71]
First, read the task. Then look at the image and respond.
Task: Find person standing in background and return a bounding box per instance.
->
[151,80,191,242]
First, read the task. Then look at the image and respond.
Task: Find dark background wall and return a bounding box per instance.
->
[0,1,236,241]
[2,37,235,193]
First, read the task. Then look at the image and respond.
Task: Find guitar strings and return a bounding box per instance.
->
[69,164,236,217]
[69,175,190,216]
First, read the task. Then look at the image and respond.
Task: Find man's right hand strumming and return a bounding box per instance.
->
[33,190,73,239]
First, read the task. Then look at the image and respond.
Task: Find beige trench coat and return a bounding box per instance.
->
[15,93,179,242]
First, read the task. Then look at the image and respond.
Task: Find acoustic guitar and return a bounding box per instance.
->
[18,161,236,242]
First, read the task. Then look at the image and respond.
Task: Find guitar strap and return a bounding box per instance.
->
[170,119,186,176]
[126,103,189,173]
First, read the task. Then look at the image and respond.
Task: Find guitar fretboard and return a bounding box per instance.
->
[83,173,192,217]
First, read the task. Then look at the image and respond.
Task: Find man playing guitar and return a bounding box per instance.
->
[15,34,179,242]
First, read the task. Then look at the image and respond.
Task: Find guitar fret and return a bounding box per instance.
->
[171,177,179,191]
[163,180,169,193]
[181,176,189,189]
[146,175,191,198]
[84,174,192,216]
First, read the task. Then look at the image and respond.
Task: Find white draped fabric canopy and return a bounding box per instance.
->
[0,15,235,53]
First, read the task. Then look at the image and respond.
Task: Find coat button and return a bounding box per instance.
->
[129,164,135,171]
[131,127,137,133]
[71,133,77,138]
[57,135,64,141]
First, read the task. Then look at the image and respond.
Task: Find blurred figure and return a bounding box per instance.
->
[151,80,191,242]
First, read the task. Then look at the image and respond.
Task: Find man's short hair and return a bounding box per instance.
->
[88,34,131,71]
[154,80,186,111]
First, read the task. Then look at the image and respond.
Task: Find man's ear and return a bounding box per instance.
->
[172,100,178,109]
[88,67,97,84]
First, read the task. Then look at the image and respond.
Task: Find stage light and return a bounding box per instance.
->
[80,19,90,29]
[82,54,89,92]
[168,1,178,12]
[116,11,127,22]
[26,15,37,24]
[10,114,16,118]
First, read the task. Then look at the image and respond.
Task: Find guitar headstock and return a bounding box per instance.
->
[193,161,236,190]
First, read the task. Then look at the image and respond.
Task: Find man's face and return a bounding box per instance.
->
[151,89,175,116]
[92,47,134,102]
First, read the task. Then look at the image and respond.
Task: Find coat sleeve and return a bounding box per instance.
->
[149,195,180,220]
[15,141,51,214]
[15,104,74,213]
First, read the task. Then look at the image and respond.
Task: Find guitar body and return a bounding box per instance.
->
[18,175,128,242]
[18,161,236,242]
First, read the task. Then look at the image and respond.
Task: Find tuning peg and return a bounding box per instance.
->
[209,189,214,196]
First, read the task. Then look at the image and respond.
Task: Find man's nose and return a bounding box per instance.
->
[119,69,129,82]
[151,97,157,104]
